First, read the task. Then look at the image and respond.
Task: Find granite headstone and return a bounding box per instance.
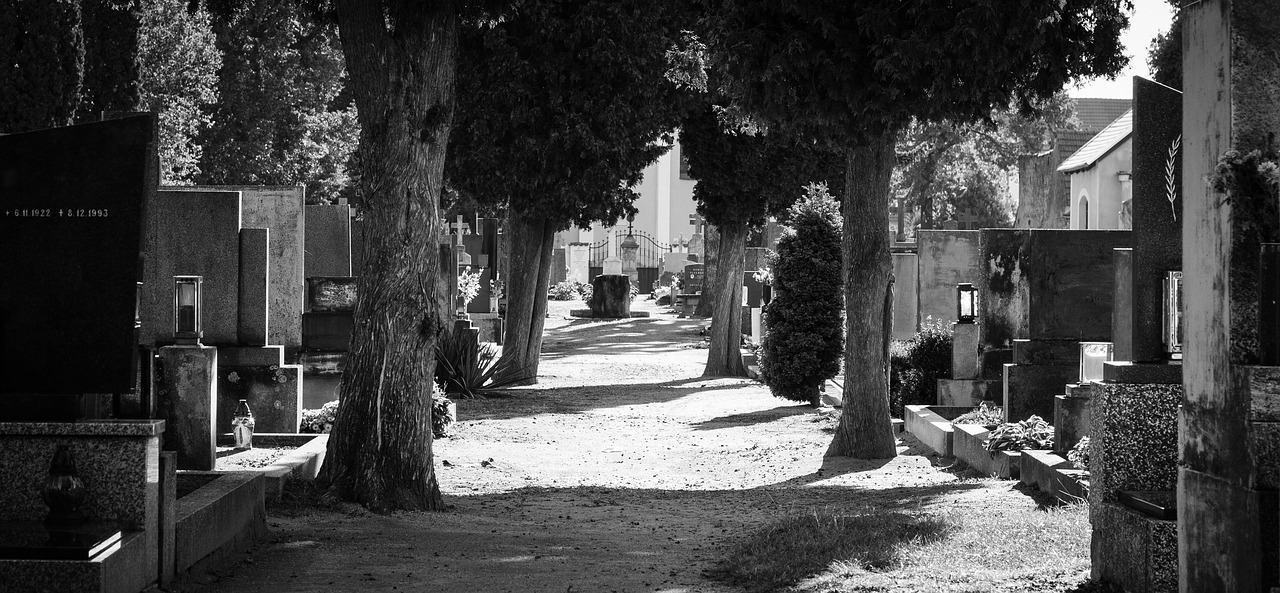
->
[0,115,157,394]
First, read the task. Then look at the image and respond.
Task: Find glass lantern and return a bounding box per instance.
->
[174,275,203,345]
[1162,271,1183,360]
[956,283,977,324]
[1079,342,1114,383]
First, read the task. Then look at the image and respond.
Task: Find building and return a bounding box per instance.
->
[1057,109,1133,230]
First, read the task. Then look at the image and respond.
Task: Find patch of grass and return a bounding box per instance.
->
[708,506,954,592]
[792,499,1091,593]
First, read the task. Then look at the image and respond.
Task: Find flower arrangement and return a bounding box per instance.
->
[952,401,1003,427]
[300,400,340,434]
[490,276,505,300]
[984,414,1053,456]
[432,383,456,438]
[458,266,482,306]
[1068,436,1091,471]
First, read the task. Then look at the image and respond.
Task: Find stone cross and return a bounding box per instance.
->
[955,209,981,230]
[450,215,469,242]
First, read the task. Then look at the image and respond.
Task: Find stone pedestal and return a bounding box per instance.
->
[589,275,631,318]
[1053,384,1092,455]
[951,323,981,379]
[603,255,623,277]
[156,345,218,470]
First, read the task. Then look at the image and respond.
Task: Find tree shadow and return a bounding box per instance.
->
[690,404,818,431]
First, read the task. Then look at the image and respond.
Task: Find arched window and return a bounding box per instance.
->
[1078,193,1090,230]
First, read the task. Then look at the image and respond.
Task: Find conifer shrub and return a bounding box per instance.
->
[759,183,843,405]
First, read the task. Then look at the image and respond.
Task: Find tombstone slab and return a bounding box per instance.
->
[156,345,218,470]
[0,115,156,395]
[304,205,352,278]
[238,228,270,346]
[589,276,631,318]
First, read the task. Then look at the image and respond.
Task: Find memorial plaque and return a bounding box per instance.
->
[0,115,157,394]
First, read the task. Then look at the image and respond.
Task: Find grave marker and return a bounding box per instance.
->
[0,115,157,395]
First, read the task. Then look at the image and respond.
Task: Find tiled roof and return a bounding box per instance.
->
[1074,98,1133,132]
[1057,110,1132,174]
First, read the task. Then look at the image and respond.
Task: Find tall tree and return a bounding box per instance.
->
[137,0,221,184]
[708,0,1128,458]
[198,0,357,204]
[0,0,84,133]
[78,0,142,120]
[1146,0,1182,90]
[680,105,844,376]
[448,0,699,381]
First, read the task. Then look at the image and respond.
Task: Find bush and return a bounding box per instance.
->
[654,285,672,305]
[300,400,339,434]
[759,183,844,405]
[1068,436,1091,471]
[952,401,1003,426]
[888,317,953,417]
[300,383,456,438]
[549,280,582,301]
[434,327,532,397]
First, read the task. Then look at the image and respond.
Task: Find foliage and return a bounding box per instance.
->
[759,184,844,403]
[653,285,672,305]
[549,280,583,301]
[490,277,505,300]
[0,0,84,133]
[458,267,482,306]
[78,0,142,122]
[953,402,1004,427]
[1068,436,1091,471]
[985,415,1054,455]
[434,329,532,398]
[888,317,954,418]
[1211,147,1280,243]
[431,384,456,438]
[894,94,1078,231]
[196,0,358,204]
[1146,1,1182,90]
[137,0,221,184]
[300,400,340,434]
[448,0,700,230]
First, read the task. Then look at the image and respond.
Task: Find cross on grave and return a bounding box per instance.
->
[450,215,470,241]
[894,196,907,241]
[954,208,982,230]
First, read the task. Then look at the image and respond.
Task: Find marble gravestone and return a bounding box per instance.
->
[0,115,157,396]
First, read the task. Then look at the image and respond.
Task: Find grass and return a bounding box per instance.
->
[710,488,1092,593]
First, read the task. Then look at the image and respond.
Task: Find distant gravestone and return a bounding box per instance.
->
[142,190,243,346]
[684,263,705,294]
[1129,77,1183,362]
[305,204,352,278]
[238,228,270,346]
[0,115,157,394]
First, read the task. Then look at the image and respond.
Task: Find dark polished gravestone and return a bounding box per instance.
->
[0,115,157,396]
[1129,77,1183,363]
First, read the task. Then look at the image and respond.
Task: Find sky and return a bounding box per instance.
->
[1069,0,1176,99]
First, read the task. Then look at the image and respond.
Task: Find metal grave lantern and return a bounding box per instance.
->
[1162,271,1183,360]
[956,283,977,324]
[1078,342,1114,383]
[174,275,203,345]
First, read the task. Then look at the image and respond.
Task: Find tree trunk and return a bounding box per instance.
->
[315,1,457,511]
[695,224,719,317]
[703,221,747,377]
[498,214,555,384]
[826,132,899,459]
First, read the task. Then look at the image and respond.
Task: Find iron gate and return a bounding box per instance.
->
[587,230,672,291]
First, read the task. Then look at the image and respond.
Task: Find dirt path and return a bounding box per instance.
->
[172,299,1035,593]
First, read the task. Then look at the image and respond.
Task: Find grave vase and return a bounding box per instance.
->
[42,444,87,524]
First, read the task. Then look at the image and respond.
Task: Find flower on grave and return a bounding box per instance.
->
[275,369,288,383]
[227,371,240,383]
[458,266,482,306]
[490,277,505,300]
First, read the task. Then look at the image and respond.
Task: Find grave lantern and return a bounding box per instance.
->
[174,275,203,345]
[1162,271,1183,360]
[956,283,977,324]
[1078,342,1114,383]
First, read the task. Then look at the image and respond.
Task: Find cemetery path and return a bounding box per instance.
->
[174,299,1084,593]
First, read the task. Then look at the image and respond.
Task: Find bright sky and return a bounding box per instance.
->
[1069,0,1176,99]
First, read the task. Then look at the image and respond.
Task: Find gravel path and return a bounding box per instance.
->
[173,298,1009,593]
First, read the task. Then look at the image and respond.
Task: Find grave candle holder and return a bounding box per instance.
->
[956,283,977,324]
[42,444,86,525]
[1162,271,1183,360]
[1079,342,1114,383]
[174,275,203,345]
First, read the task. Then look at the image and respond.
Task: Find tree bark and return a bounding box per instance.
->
[498,214,555,384]
[316,1,457,511]
[695,224,719,317]
[826,132,899,459]
[703,221,747,377]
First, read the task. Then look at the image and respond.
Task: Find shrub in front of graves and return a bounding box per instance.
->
[549,280,582,300]
[888,318,952,417]
[984,415,1054,455]
[301,386,455,438]
[654,285,672,305]
[434,326,533,397]
[952,401,1003,427]
[759,184,843,404]
[300,400,340,434]
[1068,436,1091,471]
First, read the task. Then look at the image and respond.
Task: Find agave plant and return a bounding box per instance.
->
[434,328,532,398]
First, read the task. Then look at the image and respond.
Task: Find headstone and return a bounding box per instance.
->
[142,190,243,346]
[588,275,631,318]
[567,243,590,284]
[351,214,366,277]
[238,228,270,346]
[916,230,983,326]
[551,247,567,284]
[304,204,351,278]
[1129,77,1182,363]
[0,115,156,396]
[683,263,705,294]
[170,186,306,350]
[156,345,217,470]
[661,252,688,278]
